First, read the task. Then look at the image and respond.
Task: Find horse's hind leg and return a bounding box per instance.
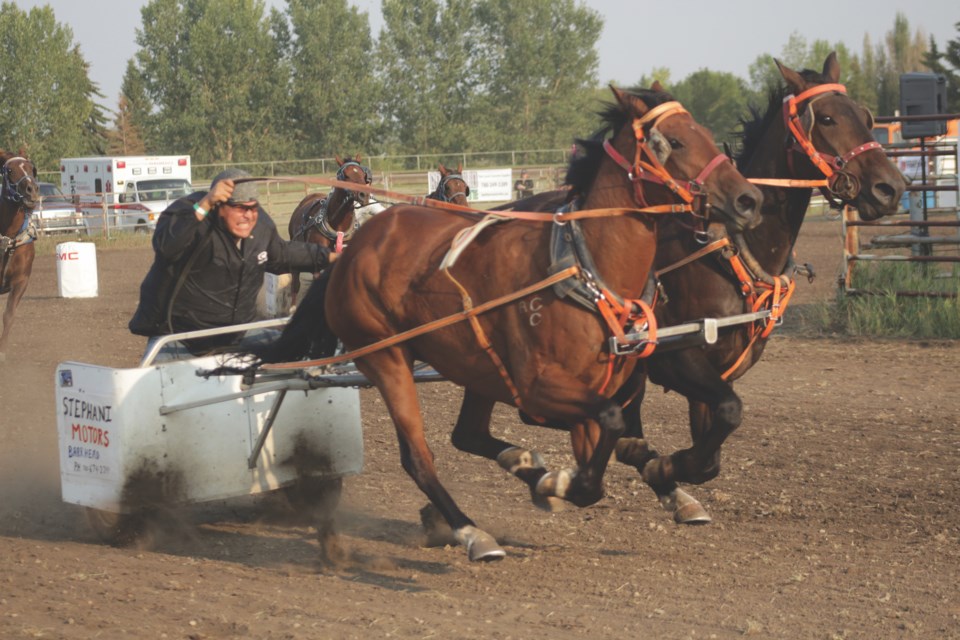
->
[450,390,559,511]
[355,349,504,561]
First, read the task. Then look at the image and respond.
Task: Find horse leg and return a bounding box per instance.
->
[536,399,625,508]
[0,254,33,361]
[643,351,743,489]
[354,349,505,561]
[613,374,711,524]
[450,389,562,512]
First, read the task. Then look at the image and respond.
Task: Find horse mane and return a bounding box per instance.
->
[565,87,676,194]
[736,66,828,169]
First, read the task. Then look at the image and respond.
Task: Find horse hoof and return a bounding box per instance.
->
[535,468,574,500]
[532,494,566,513]
[661,488,712,525]
[675,501,712,524]
[454,525,505,562]
[496,446,546,473]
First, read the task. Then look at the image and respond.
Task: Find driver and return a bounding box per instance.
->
[129,168,337,360]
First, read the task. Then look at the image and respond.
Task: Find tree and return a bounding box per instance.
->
[874,12,931,115]
[470,0,603,152]
[132,0,292,163]
[924,24,960,112]
[669,69,752,147]
[105,95,147,155]
[376,0,477,156]
[285,0,381,158]
[0,3,107,171]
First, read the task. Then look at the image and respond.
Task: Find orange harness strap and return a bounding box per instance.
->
[262,266,581,371]
[595,293,657,396]
[719,253,796,380]
[441,266,528,411]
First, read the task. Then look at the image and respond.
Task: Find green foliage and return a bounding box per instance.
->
[132,0,292,162]
[668,70,754,146]
[376,0,476,154]
[0,2,107,170]
[286,0,381,157]
[833,262,960,338]
[924,23,960,112]
[469,0,603,152]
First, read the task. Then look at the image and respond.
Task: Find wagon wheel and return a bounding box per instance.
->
[283,476,346,565]
[283,475,342,514]
[84,507,150,547]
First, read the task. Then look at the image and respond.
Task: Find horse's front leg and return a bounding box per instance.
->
[449,389,559,511]
[356,348,505,562]
[0,252,33,360]
[643,349,743,488]
[612,371,711,524]
[536,399,625,507]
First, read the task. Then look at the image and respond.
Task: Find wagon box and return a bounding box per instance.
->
[55,347,363,536]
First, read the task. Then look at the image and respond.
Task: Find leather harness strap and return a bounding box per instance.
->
[261,265,582,371]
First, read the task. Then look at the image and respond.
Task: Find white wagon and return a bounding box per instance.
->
[55,320,364,544]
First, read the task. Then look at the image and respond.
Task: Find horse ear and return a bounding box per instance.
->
[356,153,362,162]
[775,58,806,95]
[822,51,840,83]
[438,163,447,176]
[456,162,463,173]
[609,83,650,116]
[335,154,344,166]
[651,80,664,93]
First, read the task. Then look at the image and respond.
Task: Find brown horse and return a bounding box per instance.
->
[255,86,762,561]
[609,53,908,523]
[0,151,39,361]
[427,163,470,206]
[287,155,373,306]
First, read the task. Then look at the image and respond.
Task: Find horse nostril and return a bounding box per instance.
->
[873,182,896,205]
[736,192,759,217]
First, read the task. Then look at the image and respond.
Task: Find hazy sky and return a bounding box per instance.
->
[13,0,959,109]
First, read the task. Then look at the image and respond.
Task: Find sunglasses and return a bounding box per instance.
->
[224,201,258,213]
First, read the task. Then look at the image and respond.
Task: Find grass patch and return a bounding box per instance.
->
[825,262,960,338]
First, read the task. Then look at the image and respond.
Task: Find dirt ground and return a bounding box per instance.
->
[1,216,958,640]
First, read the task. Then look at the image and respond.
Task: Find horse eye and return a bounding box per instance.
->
[669,138,682,150]
[816,115,835,126]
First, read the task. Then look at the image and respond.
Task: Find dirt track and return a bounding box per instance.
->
[1,218,959,639]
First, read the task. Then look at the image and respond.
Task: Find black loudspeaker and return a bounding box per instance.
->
[899,73,947,139]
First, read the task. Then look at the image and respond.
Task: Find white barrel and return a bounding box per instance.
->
[56,242,99,298]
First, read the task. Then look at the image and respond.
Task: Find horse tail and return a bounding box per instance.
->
[250,269,339,363]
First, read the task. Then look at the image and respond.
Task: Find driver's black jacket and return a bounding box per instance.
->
[129,192,330,338]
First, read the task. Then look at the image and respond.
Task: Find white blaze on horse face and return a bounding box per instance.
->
[647,128,672,164]
[518,296,543,327]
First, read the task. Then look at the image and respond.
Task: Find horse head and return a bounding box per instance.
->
[775,52,906,220]
[432,163,470,205]
[332,153,373,213]
[599,85,762,232]
[1,151,39,214]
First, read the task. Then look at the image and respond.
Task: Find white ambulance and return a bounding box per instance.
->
[60,156,192,233]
